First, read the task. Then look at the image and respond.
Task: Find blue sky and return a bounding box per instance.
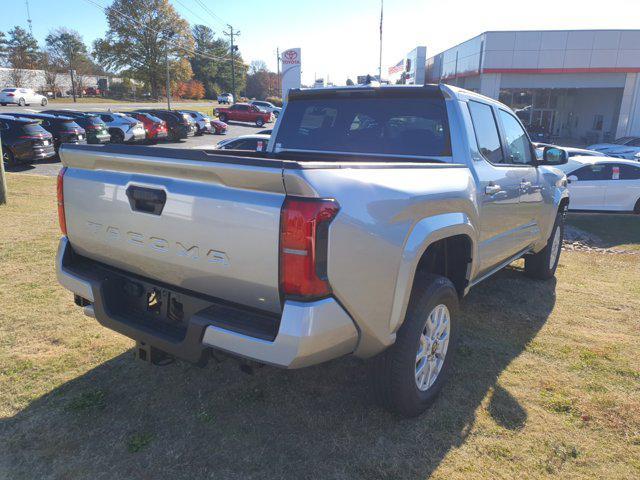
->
[2,0,639,85]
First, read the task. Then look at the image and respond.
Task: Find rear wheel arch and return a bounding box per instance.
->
[388,215,476,335]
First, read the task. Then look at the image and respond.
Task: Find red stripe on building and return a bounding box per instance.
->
[482,67,640,74]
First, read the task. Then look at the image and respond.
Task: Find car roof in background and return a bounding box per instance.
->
[0,114,41,124]
[565,155,640,166]
[7,112,75,120]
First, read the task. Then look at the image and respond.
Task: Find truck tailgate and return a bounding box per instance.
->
[61,145,286,314]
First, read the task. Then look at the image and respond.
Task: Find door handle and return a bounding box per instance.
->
[126,185,167,215]
[485,184,502,195]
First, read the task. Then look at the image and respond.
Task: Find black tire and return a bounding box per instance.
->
[218,114,227,123]
[634,198,640,214]
[41,98,48,106]
[18,98,25,106]
[255,118,265,127]
[110,129,125,144]
[524,211,564,280]
[0,103,6,106]
[370,274,459,417]
[2,147,16,167]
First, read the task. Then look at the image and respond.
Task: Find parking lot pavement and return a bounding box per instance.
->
[4,121,264,177]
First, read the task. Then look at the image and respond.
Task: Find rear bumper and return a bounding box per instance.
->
[56,237,358,368]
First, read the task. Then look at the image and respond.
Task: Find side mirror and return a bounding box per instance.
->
[541,146,568,165]
[567,175,578,184]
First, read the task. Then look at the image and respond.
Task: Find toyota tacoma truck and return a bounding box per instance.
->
[56,84,569,416]
[215,103,273,127]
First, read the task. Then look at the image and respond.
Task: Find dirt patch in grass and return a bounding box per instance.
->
[1,174,639,479]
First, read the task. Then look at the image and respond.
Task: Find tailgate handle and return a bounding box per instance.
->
[126,186,167,215]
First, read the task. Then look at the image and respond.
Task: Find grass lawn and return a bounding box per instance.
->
[1,174,639,479]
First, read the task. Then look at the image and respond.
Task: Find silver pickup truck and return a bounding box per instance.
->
[56,84,569,416]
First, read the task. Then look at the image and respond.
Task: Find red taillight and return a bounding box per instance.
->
[7,93,14,97]
[57,167,67,235]
[279,197,339,299]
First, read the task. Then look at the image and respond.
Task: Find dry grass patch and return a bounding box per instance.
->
[1,174,639,479]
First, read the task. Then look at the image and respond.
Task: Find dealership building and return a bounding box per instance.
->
[421,30,640,145]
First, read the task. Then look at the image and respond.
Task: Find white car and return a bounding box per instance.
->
[249,100,282,118]
[217,93,234,104]
[588,136,640,159]
[213,134,270,151]
[556,156,640,213]
[95,111,146,143]
[0,87,48,107]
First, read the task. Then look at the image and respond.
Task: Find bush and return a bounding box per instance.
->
[266,96,283,107]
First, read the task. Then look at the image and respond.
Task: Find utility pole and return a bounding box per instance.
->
[276,47,280,97]
[0,138,7,205]
[165,42,171,110]
[378,0,384,82]
[224,25,240,102]
[25,0,33,36]
[70,69,77,103]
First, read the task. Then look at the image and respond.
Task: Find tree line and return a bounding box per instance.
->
[0,0,279,101]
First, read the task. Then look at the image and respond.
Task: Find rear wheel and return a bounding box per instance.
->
[634,198,640,214]
[255,118,265,127]
[218,114,227,123]
[0,103,6,106]
[2,147,15,167]
[524,211,564,280]
[41,98,48,106]
[110,129,125,144]
[18,98,25,106]
[370,274,459,417]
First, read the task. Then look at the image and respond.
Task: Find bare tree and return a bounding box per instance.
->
[41,51,61,96]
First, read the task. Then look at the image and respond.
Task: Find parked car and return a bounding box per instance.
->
[249,100,282,118]
[0,114,55,166]
[127,112,168,143]
[555,156,640,213]
[56,84,569,417]
[7,113,87,153]
[218,93,233,104]
[134,110,190,142]
[180,110,214,135]
[0,87,48,107]
[42,110,111,144]
[94,112,146,143]
[214,134,270,151]
[215,103,273,127]
[588,136,640,159]
[533,143,602,161]
[210,119,228,135]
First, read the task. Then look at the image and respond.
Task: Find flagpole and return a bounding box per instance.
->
[378,0,383,81]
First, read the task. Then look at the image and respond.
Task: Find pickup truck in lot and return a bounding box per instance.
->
[56,84,569,416]
[215,103,273,127]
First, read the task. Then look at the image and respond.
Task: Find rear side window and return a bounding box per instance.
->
[617,164,640,180]
[2,88,16,92]
[468,101,503,163]
[21,123,48,136]
[275,96,451,157]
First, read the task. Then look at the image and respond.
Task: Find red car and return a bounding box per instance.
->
[215,103,273,127]
[128,112,169,143]
[211,119,228,135]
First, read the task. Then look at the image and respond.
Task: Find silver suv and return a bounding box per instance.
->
[94,112,146,143]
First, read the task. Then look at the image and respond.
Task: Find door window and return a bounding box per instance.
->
[569,164,611,181]
[498,110,533,165]
[468,101,503,163]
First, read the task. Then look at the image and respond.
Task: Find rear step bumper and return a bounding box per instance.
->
[56,237,358,368]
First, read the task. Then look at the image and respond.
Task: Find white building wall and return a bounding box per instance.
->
[616,73,640,137]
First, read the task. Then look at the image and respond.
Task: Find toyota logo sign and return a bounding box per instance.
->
[282,49,300,64]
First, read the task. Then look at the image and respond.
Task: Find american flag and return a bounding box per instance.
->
[388,59,403,75]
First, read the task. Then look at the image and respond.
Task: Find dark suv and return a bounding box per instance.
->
[8,113,87,153]
[0,115,56,166]
[134,110,192,142]
[42,110,111,144]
